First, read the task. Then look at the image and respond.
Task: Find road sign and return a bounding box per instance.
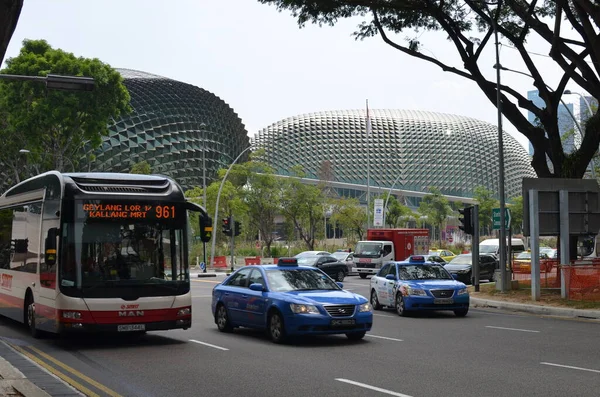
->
[373,199,384,226]
[492,208,511,230]
[199,262,206,271]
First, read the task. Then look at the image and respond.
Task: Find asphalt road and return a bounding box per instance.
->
[1,275,600,397]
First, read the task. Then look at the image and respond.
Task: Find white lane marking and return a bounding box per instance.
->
[189,339,229,351]
[541,362,600,374]
[335,378,413,397]
[373,313,396,318]
[485,325,540,333]
[192,295,213,298]
[366,334,403,342]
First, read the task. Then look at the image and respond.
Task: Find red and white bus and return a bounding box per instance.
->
[0,171,206,337]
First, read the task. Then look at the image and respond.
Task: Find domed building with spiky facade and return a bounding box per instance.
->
[85,69,249,190]
[252,109,535,204]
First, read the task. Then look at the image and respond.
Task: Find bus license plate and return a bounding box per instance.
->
[434,298,454,305]
[117,324,146,332]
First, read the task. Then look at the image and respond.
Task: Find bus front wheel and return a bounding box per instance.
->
[24,293,41,338]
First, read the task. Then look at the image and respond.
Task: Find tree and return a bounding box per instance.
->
[384,195,414,227]
[259,0,600,180]
[280,165,327,250]
[130,161,151,175]
[329,196,367,241]
[228,152,282,256]
[418,186,451,245]
[507,195,524,234]
[0,39,131,177]
[473,185,500,236]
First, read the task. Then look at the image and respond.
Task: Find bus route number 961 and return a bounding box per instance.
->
[155,205,175,219]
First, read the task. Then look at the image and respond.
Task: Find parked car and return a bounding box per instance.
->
[296,254,348,281]
[331,251,355,275]
[295,251,331,258]
[429,249,456,262]
[408,254,447,265]
[369,256,469,317]
[211,258,373,343]
[512,250,555,273]
[444,254,498,284]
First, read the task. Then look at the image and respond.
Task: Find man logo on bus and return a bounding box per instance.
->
[118,311,145,317]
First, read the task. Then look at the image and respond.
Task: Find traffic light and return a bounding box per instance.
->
[199,213,212,243]
[458,206,474,235]
[234,221,241,237]
[222,217,232,236]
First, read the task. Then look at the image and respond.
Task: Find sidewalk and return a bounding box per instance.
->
[0,339,81,397]
[470,297,600,320]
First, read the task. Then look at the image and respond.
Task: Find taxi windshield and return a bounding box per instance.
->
[266,269,340,292]
[398,265,452,280]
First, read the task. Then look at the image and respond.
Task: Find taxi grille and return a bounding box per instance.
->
[324,305,356,317]
[430,289,455,298]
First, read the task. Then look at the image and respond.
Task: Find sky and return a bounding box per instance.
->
[3,0,588,151]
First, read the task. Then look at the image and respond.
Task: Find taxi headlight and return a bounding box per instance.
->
[358,302,372,312]
[407,287,426,296]
[290,304,319,314]
[457,288,468,296]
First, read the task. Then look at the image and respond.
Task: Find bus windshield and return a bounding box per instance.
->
[60,199,188,297]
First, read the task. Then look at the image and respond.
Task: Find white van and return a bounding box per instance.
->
[479,238,526,257]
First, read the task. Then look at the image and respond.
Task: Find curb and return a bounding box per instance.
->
[0,356,51,397]
[196,273,217,278]
[470,297,600,320]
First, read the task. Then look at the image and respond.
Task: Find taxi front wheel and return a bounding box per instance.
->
[268,311,287,344]
[395,294,408,317]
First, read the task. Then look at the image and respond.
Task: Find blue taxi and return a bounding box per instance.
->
[369,256,469,317]
[211,258,373,343]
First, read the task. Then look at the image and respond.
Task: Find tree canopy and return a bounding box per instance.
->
[0,39,131,184]
[259,0,600,180]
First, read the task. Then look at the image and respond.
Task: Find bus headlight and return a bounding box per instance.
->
[177,307,191,316]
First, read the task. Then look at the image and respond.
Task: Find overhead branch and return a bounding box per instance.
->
[372,10,474,81]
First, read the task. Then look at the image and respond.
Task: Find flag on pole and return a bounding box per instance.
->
[366,101,372,136]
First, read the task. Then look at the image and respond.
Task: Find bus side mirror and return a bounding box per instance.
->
[45,228,58,267]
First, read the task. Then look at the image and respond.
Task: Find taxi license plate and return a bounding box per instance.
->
[434,298,454,304]
[331,319,356,327]
[117,324,146,332]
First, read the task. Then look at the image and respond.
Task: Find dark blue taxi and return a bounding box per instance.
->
[211,258,373,343]
[369,256,469,317]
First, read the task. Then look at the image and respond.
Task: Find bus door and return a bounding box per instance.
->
[37,199,60,332]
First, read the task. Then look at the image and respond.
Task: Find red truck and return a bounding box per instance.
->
[353,228,430,279]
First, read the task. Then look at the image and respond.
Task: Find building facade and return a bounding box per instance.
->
[84,69,250,190]
[252,109,535,203]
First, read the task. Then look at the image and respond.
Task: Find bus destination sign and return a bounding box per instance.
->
[81,203,177,219]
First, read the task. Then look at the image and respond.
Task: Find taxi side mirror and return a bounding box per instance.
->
[249,283,264,292]
[385,274,396,281]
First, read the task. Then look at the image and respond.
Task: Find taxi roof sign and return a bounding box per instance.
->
[277,257,298,266]
[408,255,426,263]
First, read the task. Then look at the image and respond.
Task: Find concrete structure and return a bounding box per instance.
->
[84,69,250,190]
[252,109,535,205]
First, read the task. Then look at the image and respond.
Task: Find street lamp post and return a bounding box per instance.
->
[209,145,254,271]
[488,10,509,292]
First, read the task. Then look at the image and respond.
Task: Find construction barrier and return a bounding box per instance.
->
[244,256,262,266]
[212,256,228,268]
[561,264,600,301]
